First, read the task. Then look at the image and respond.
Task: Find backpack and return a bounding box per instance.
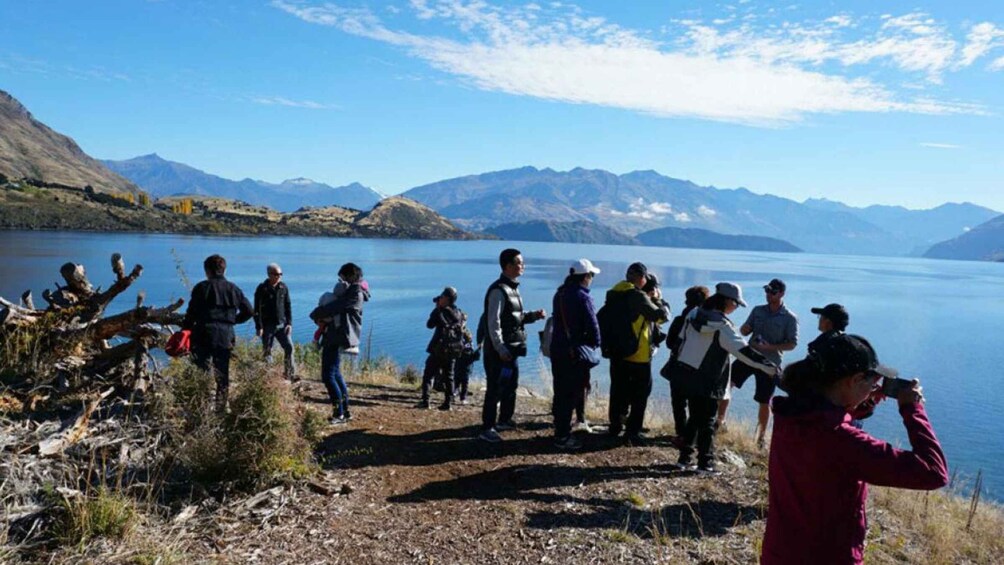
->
[165,329,191,357]
[434,311,467,359]
[539,316,555,358]
[597,293,642,359]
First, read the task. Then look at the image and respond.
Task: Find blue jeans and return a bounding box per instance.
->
[321,345,349,416]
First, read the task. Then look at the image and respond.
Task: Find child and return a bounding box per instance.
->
[313,278,368,355]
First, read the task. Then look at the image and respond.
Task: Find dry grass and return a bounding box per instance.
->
[50,487,136,547]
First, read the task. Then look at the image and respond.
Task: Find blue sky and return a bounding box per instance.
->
[2,0,1002,210]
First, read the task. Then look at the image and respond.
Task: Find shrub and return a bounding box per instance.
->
[52,487,135,546]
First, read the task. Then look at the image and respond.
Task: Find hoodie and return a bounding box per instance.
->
[310,281,371,349]
[605,281,670,363]
[762,395,948,565]
[675,307,774,398]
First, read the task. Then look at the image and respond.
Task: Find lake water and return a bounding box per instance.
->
[2,231,1002,498]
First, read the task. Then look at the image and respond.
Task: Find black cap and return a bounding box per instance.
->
[434,286,458,303]
[763,278,786,293]
[811,303,849,327]
[627,262,648,279]
[642,273,660,292]
[807,334,897,379]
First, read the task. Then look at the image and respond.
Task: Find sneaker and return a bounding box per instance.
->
[416,400,431,409]
[342,411,352,422]
[478,429,503,443]
[554,435,583,450]
[697,462,720,476]
[496,421,517,432]
[329,414,348,425]
[672,455,695,471]
[572,421,593,434]
[437,402,452,411]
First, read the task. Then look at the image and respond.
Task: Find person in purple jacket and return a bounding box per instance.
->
[762,334,948,565]
[549,259,602,450]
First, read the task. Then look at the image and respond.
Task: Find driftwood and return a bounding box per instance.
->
[0,252,185,398]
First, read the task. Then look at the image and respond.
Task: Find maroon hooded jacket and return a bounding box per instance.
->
[762,395,948,565]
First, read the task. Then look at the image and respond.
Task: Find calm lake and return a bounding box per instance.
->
[2,231,1001,498]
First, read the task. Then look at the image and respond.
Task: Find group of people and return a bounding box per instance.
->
[181,249,948,565]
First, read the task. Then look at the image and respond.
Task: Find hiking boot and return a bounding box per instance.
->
[496,421,517,432]
[437,402,452,411]
[478,429,503,443]
[416,399,431,409]
[624,433,648,447]
[554,435,583,450]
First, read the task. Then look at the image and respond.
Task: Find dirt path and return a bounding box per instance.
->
[185,378,767,564]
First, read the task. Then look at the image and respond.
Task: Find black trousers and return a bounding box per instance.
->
[669,375,689,436]
[680,395,719,466]
[421,354,456,404]
[608,358,652,437]
[551,354,588,438]
[191,345,232,404]
[481,346,519,432]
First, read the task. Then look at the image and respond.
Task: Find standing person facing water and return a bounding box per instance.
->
[673,282,776,473]
[723,278,799,447]
[419,286,465,411]
[254,263,297,381]
[183,254,254,408]
[661,285,711,443]
[762,334,948,565]
[478,248,547,443]
[310,262,370,425]
[549,259,602,450]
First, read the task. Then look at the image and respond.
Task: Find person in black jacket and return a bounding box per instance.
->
[478,248,547,443]
[183,254,254,406]
[254,263,297,381]
[419,286,464,411]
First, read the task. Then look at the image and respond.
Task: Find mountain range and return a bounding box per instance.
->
[0,90,140,195]
[102,154,383,212]
[923,214,1004,261]
[401,167,998,256]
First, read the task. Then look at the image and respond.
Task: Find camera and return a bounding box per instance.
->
[881,376,913,398]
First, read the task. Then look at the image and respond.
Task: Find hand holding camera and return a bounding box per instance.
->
[881,376,923,407]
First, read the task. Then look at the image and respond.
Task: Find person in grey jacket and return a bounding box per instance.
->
[309,262,370,424]
[673,282,777,473]
[478,248,546,443]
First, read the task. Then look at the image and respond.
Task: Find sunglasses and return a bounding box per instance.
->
[269,272,283,277]
[765,288,781,295]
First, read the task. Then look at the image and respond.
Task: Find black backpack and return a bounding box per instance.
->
[434,312,467,359]
[597,293,641,359]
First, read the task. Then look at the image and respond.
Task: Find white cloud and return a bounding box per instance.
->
[273,1,992,125]
[697,205,717,217]
[919,142,961,149]
[674,212,692,222]
[992,56,1004,71]
[251,95,336,109]
[960,23,1004,66]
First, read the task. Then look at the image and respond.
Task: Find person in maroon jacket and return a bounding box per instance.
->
[762,334,948,565]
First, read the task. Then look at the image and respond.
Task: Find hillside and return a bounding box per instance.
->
[0,90,140,195]
[0,180,473,240]
[103,154,383,212]
[401,167,990,256]
[637,226,801,252]
[924,214,1004,261]
[486,220,639,245]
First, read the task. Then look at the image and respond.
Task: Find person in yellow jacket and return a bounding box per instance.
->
[604,262,671,444]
